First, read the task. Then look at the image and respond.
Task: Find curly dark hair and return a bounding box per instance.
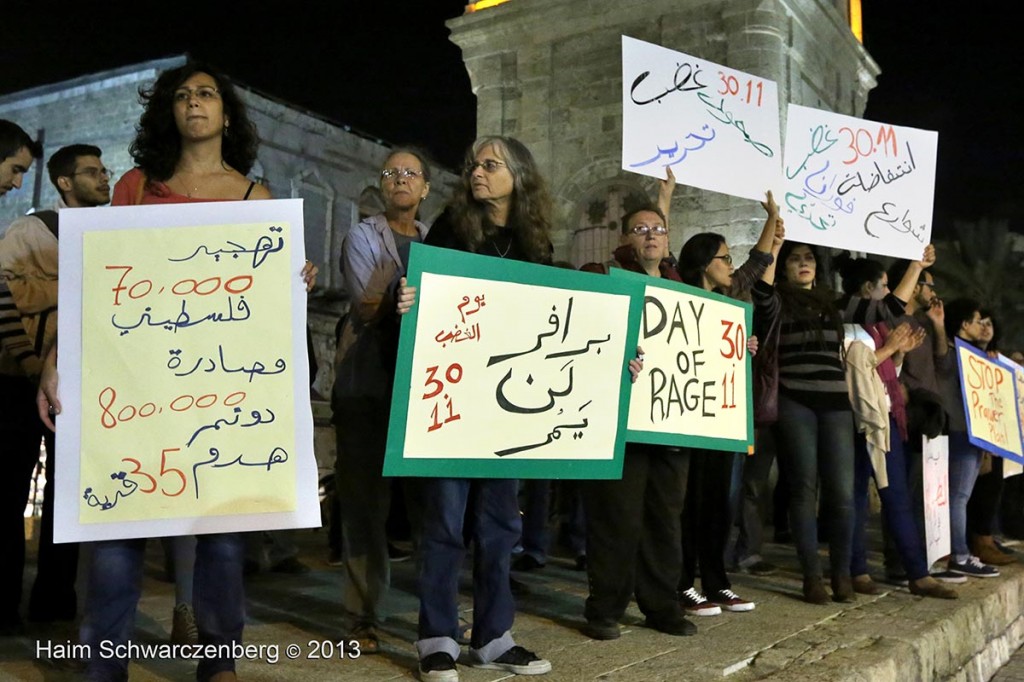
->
[677,232,726,289]
[129,61,259,181]
[449,136,552,264]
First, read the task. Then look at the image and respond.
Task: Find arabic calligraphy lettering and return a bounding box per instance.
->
[168,226,286,269]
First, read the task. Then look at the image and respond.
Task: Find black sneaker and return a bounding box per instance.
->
[472,645,552,675]
[419,651,459,682]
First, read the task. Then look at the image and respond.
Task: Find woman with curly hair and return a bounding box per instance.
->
[66,60,314,682]
[112,61,267,204]
[397,136,556,681]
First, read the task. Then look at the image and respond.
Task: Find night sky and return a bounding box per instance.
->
[2,1,1017,235]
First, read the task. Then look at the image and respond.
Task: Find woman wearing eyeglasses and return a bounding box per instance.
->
[396,136,556,681]
[332,148,431,653]
[42,61,316,682]
[672,194,783,617]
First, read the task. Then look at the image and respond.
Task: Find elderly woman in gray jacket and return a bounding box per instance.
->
[332,148,431,653]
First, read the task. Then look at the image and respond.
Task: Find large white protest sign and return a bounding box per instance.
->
[622,36,781,202]
[922,435,951,567]
[55,200,319,542]
[782,104,938,260]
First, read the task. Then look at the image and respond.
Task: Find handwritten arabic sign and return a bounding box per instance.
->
[55,200,319,542]
[610,270,753,452]
[955,338,1024,464]
[621,35,782,202]
[384,243,643,479]
[922,435,951,567]
[782,104,938,260]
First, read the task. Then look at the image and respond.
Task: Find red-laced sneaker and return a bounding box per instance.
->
[709,588,755,612]
[679,587,722,616]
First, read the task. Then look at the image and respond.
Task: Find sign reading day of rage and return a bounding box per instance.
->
[611,270,753,452]
[384,243,643,479]
[783,104,938,260]
[55,200,319,543]
[955,338,1024,464]
[621,36,781,202]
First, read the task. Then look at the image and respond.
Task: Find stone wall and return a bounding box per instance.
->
[0,56,458,399]
[449,0,879,263]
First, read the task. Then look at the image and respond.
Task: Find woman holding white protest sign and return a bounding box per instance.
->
[37,60,316,682]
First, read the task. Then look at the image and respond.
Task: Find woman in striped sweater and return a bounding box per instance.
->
[752,242,855,604]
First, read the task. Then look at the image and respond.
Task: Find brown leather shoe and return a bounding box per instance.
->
[973,538,1016,566]
[852,575,881,595]
[831,576,855,603]
[803,577,829,604]
[909,578,959,600]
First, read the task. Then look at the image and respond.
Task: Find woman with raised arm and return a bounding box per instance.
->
[835,252,957,599]
[751,241,855,604]
[37,61,316,682]
[673,192,782,617]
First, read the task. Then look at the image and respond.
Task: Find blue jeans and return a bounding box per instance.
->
[416,478,520,664]
[948,431,982,560]
[775,394,855,579]
[81,533,245,681]
[851,420,929,580]
[517,479,551,563]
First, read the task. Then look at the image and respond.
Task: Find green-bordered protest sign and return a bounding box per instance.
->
[611,269,754,453]
[384,243,644,478]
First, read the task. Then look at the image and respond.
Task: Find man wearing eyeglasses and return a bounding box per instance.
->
[0,144,110,632]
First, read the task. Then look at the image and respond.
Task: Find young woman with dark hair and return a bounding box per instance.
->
[752,241,857,604]
[40,60,316,682]
[837,250,957,599]
[672,194,782,616]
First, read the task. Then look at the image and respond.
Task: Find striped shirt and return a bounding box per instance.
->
[0,279,42,377]
[753,281,850,411]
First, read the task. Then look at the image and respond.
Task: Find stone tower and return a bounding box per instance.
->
[448,0,878,264]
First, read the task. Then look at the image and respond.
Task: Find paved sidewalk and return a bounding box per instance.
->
[3,529,1024,681]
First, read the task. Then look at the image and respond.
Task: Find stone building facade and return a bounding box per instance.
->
[449,0,879,264]
[0,56,457,400]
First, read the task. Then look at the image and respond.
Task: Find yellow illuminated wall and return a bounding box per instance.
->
[466,0,512,11]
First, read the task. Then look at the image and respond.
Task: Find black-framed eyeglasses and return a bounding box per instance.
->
[463,160,506,175]
[712,254,733,265]
[72,167,114,180]
[381,168,423,181]
[629,224,668,236]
